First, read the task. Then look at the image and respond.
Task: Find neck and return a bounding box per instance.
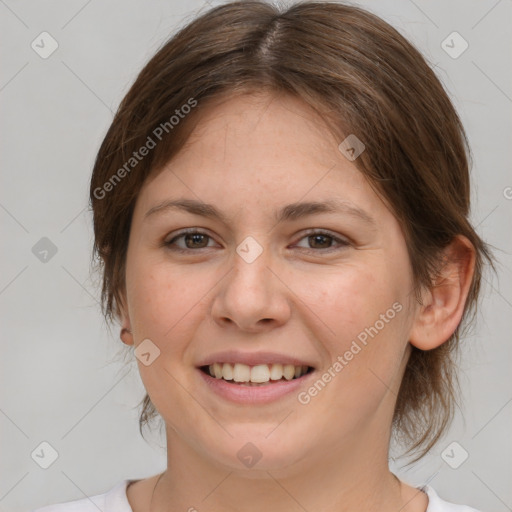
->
[148,426,424,512]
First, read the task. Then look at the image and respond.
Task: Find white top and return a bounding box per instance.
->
[31,480,482,512]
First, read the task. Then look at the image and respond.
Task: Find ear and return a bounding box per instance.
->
[409,235,476,350]
[118,292,134,346]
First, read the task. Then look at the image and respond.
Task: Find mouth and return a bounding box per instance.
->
[198,362,315,386]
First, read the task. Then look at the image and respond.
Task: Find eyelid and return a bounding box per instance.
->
[164,227,351,253]
[164,228,218,250]
[292,229,351,251]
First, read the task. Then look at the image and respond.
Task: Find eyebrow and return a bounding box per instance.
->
[144,198,376,226]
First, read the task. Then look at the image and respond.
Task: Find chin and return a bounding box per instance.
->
[199,429,309,475]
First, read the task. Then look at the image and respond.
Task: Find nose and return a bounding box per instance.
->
[210,246,292,333]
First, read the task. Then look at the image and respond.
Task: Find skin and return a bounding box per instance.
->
[118,92,475,512]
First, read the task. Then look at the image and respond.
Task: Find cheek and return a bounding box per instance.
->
[294,258,412,400]
[125,261,208,410]
[295,261,400,341]
[127,259,215,351]
[298,264,410,423]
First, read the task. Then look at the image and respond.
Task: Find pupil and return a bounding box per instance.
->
[186,234,207,248]
[310,235,330,249]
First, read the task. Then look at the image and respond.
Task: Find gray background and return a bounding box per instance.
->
[1,0,511,510]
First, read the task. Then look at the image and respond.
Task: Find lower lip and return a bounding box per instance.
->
[197,368,315,404]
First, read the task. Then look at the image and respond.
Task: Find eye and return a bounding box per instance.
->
[164,229,217,252]
[293,230,350,252]
[164,228,350,254]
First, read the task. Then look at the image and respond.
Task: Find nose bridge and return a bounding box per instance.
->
[230,234,273,297]
[211,234,290,330]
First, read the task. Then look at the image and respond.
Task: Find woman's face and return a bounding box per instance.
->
[122,92,419,473]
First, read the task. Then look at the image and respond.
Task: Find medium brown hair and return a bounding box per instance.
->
[89,0,493,459]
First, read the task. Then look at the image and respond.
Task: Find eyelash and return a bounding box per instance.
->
[164,228,350,254]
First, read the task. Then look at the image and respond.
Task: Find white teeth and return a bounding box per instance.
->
[269,363,283,380]
[206,362,310,383]
[233,363,251,382]
[221,363,233,381]
[251,364,270,383]
[213,362,223,379]
[283,364,295,381]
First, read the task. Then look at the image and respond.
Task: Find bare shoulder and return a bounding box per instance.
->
[126,474,162,512]
[400,481,430,512]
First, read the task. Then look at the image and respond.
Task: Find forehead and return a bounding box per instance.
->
[135,92,391,226]
[183,91,340,165]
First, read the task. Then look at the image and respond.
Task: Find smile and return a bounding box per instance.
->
[200,362,313,385]
[197,362,316,404]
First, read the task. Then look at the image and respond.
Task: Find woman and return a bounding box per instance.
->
[34,1,492,510]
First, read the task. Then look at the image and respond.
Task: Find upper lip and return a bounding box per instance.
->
[196,350,316,368]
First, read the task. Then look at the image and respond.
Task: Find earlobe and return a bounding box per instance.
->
[409,235,476,351]
[118,294,134,346]
[120,326,134,346]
